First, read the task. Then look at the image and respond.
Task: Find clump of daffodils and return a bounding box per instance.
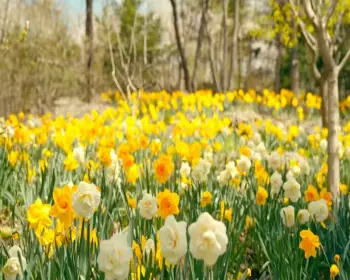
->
[2,90,350,279]
[188,212,228,266]
[72,181,101,219]
[2,246,27,280]
[97,231,132,280]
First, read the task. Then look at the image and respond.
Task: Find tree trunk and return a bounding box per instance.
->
[208,37,220,92]
[237,38,241,89]
[177,60,182,90]
[143,9,148,65]
[244,39,252,91]
[85,0,94,102]
[274,36,283,93]
[228,0,240,90]
[170,0,192,92]
[191,0,209,91]
[290,14,300,96]
[291,43,300,96]
[221,0,229,91]
[0,0,10,44]
[320,79,328,128]
[327,68,340,197]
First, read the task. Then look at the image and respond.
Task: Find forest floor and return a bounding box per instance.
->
[53,95,321,135]
[53,96,111,117]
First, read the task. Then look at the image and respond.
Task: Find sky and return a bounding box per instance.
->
[65,0,103,14]
[63,0,171,42]
[64,0,171,17]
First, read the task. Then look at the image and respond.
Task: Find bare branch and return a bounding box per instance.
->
[338,47,350,71]
[324,0,338,27]
[204,19,220,92]
[289,0,317,52]
[169,0,192,92]
[191,0,209,90]
[332,10,343,45]
[128,8,138,66]
[106,18,128,103]
[108,36,127,101]
[311,48,321,80]
[303,0,319,27]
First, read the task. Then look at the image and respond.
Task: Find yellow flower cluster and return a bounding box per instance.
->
[1,89,350,279]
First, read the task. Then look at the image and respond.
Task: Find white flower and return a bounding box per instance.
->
[3,259,23,280]
[144,239,155,256]
[256,142,266,155]
[73,145,85,164]
[204,151,213,162]
[188,212,228,266]
[97,231,132,280]
[320,139,328,152]
[252,152,262,161]
[27,119,35,128]
[297,209,310,225]
[253,133,262,143]
[106,154,121,184]
[217,170,231,187]
[308,199,329,222]
[270,171,283,196]
[237,155,251,173]
[221,126,231,136]
[2,246,26,280]
[299,159,310,175]
[282,178,301,202]
[121,121,127,132]
[225,161,238,178]
[180,181,189,191]
[291,165,301,177]
[268,151,284,170]
[138,193,157,220]
[180,162,191,178]
[280,206,295,228]
[247,141,255,149]
[5,126,14,138]
[110,150,117,162]
[72,181,101,219]
[192,159,212,183]
[159,215,187,264]
[286,171,294,181]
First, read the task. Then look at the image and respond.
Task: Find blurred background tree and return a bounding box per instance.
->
[0,0,82,115]
[96,0,162,95]
[0,0,349,116]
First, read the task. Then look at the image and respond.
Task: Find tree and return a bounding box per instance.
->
[169,0,192,92]
[85,0,94,102]
[191,0,210,91]
[249,0,300,93]
[288,0,350,196]
[0,0,10,43]
[96,0,162,100]
[221,0,229,91]
[290,17,300,95]
[0,0,82,116]
[228,0,240,90]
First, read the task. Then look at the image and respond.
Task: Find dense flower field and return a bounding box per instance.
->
[0,90,350,279]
